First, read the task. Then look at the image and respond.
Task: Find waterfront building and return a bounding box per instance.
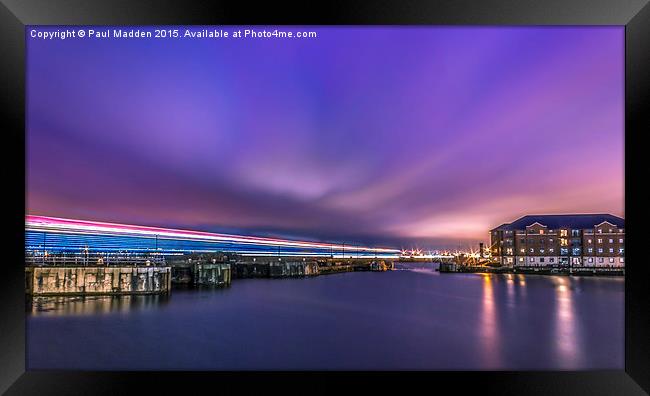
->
[490,214,624,268]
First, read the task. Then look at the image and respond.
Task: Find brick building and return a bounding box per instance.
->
[490,214,624,268]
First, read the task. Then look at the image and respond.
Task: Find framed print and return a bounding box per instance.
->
[1,0,648,394]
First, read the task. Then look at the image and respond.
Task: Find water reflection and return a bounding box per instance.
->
[552,276,582,367]
[28,294,169,316]
[504,274,515,308]
[477,273,587,368]
[479,273,501,367]
[26,267,622,370]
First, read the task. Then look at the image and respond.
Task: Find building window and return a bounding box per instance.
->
[609,258,615,263]
[587,239,592,243]
[608,229,613,233]
[598,258,604,263]
[549,248,554,253]
[598,248,603,254]
[619,238,624,243]
[520,248,525,254]
[597,239,603,244]
[597,229,603,234]
[609,248,614,253]
[587,248,593,253]
[540,258,545,263]
[529,248,534,253]
[618,229,624,233]
[549,238,554,243]
[588,258,594,263]
[506,248,513,255]
[619,248,624,254]
[571,230,580,237]
[620,258,624,263]
[549,258,555,263]
[529,257,535,262]
[560,248,568,255]
[539,229,544,234]
[540,249,545,254]
[608,239,613,243]
[519,257,525,262]
[560,230,568,237]
[560,238,568,246]
[507,258,513,263]
[572,248,581,255]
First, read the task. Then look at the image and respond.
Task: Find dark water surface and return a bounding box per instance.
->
[27,262,623,370]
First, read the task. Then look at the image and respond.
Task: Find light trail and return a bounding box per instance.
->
[25,215,401,258]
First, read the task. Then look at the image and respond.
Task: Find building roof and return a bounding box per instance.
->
[491,214,624,231]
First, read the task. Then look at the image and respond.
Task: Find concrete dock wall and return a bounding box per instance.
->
[234,260,319,278]
[269,261,319,277]
[318,260,394,274]
[193,263,232,286]
[25,266,172,295]
[233,262,272,278]
[168,254,233,286]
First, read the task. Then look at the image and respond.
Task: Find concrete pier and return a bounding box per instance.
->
[269,260,319,277]
[25,266,172,296]
[233,262,271,278]
[192,263,232,286]
[169,253,233,286]
[317,259,393,274]
[233,257,393,277]
[25,254,395,296]
[233,259,319,278]
[435,263,625,276]
[438,262,458,273]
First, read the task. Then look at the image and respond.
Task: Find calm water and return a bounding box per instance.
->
[26,262,624,370]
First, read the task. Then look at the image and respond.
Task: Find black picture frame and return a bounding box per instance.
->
[1,0,648,394]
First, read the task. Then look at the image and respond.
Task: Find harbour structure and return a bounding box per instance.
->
[24,216,400,295]
[25,265,172,296]
[25,215,400,260]
[490,214,624,269]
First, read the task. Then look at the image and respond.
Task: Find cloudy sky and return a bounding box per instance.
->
[26,26,624,249]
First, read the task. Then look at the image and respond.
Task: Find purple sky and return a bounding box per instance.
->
[26,26,624,249]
